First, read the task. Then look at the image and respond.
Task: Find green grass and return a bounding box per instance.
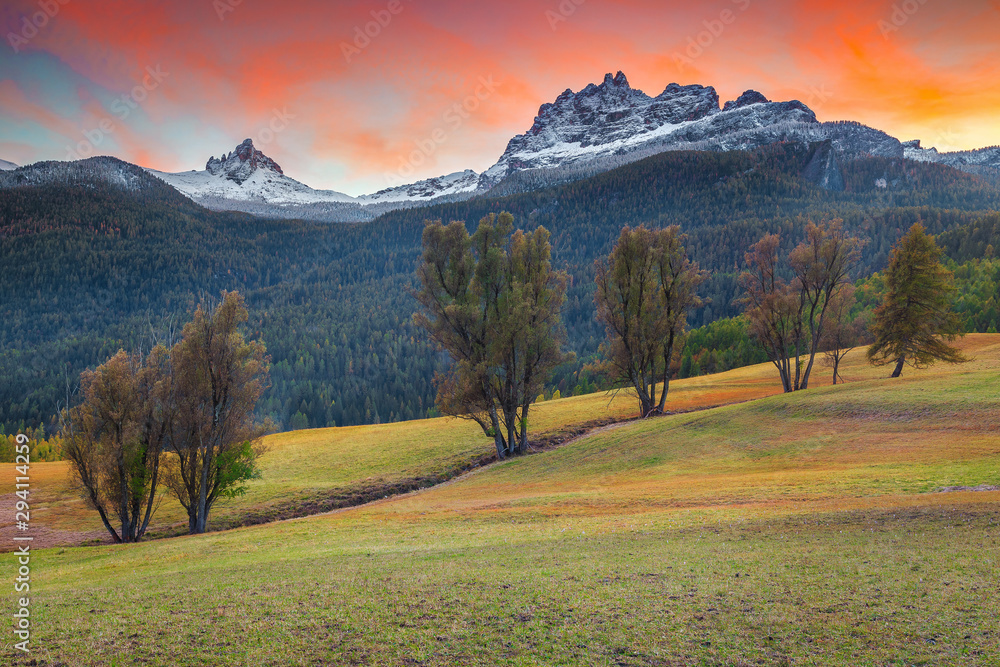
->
[3,335,1000,665]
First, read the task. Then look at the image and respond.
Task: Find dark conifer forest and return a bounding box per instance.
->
[4,143,1000,433]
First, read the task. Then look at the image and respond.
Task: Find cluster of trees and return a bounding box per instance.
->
[63,292,270,542]
[741,222,966,388]
[418,211,972,451]
[417,217,708,440]
[0,426,62,462]
[677,317,768,379]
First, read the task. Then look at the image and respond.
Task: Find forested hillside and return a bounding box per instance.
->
[3,144,999,433]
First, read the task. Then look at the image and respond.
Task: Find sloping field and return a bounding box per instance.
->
[0,349,792,546]
[2,336,999,665]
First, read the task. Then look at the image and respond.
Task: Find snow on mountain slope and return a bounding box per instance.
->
[148,139,482,216]
[11,72,1000,222]
[479,72,903,187]
[148,139,356,205]
[903,140,1000,178]
[359,170,481,204]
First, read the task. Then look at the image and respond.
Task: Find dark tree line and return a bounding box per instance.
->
[5,141,1000,435]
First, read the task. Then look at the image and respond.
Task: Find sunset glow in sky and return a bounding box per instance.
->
[1,0,999,195]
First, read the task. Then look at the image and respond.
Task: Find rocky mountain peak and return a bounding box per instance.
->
[206,138,284,184]
[723,90,770,111]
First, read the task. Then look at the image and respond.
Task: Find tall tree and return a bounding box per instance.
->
[415,213,569,459]
[867,223,968,377]
[741,222,861,392]
[789,220,863,389]
[594,226,705,416]
[166,292,271,534]
[63,348,170,543]
[740,234,801,393]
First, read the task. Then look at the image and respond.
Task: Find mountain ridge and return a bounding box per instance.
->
[6,72,1000,221]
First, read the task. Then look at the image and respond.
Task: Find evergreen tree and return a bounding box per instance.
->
[867,224,967,377]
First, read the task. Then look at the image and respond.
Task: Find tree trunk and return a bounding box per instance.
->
[194,432,215,534]
[489,407,506,460]
[832,356,840,385]
[93,498,122,544]
[518,403,530,454]
[657,336,675,413]
[891,356,905,378]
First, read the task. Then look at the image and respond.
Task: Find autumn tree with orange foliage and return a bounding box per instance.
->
[741,220,862,392]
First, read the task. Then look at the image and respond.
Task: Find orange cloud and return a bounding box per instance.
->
[2,0,998,193]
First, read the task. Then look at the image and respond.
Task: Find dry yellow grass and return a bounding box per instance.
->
[3,335,995,546]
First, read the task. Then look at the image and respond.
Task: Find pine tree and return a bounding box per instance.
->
[867,224,967,377]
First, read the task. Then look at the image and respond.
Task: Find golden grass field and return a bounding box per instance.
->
[2,336,999,665]
[0,348,791,546]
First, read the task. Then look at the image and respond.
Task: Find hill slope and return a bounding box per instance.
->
[3,336,998,666]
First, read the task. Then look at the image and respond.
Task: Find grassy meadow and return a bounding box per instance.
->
[1,353,786,545]
[2,336,999,665]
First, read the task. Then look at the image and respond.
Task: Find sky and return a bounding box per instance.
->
[1,0,999,196]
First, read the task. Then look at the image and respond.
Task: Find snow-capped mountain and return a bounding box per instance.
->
[8,72,1000,222]
[479,72,902,187]
[903,140,1000,178]
[148,139,357,206]
[132,73,1000,216]
[147,139,483,220]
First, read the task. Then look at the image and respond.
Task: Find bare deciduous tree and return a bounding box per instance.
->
[819,284,865,384]
[741,221,861,392]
